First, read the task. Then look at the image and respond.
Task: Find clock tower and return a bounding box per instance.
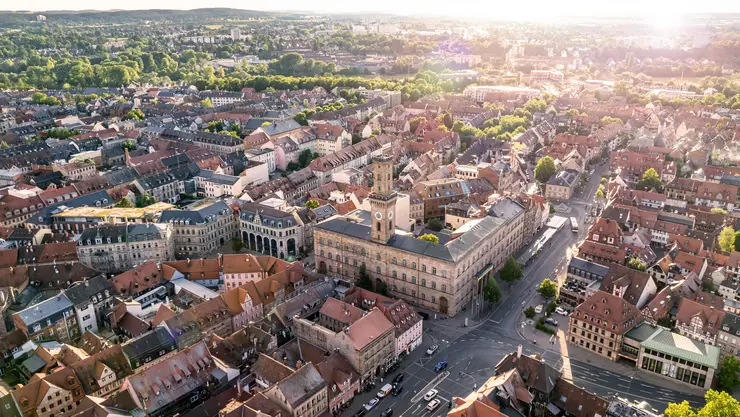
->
[369,154,397,243]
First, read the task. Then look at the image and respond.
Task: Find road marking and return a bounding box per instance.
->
[410,371,450,403]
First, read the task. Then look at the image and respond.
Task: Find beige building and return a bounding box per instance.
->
[76,223,174,273]
[545,169,580,200]
[314,156,526,315]
[294,308,395,380]
[239,201,309,260]
[160,199,239,259]
[568,291,642,361]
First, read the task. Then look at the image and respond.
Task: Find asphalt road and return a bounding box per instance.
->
[340,163,705,417]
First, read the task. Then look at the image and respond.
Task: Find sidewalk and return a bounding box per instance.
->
[516,309,707,398]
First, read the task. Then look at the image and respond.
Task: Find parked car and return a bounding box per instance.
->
[534,304,543,314]
[435,360,448,372]
[426,344,439,355]
[380,409,394,417]
[555,307,568,316]
[545,317,558,326]
[424,389,439,401]
[353,409,366,417]
[392,373,405,384]
[418,311,430,320]
[364,399,379,411]
[427,399,441,411]
[377,384,393,399]
[392,385,404,396]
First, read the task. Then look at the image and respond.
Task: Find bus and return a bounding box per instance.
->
[570,217,579,233]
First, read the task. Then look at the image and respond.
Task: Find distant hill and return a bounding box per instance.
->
[0,8,300,27]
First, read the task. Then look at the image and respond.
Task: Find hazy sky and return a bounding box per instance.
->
[0,0,740,20]
[2,0,739,21]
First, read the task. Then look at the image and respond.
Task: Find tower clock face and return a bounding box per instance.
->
[387,211,394,220]
[375,211,383,220]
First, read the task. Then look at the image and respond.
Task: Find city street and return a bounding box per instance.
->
[339,163,705,417]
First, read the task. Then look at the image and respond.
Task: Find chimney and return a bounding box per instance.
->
[124,147,131,167]
[187,258,191,266]
[517,344,523,358]
[218,253,223,267]
[296,360,303,369]
[273,352,277,360]
[200,258,204,267]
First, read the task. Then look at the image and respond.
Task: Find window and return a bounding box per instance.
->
[402,273,407,281]
[376,266,381,274]
[392,257,397,265]
[431,282,436,289]
[376,253,381,261]
[422,265,427,272]
[442,284,446,292]
[392,271,397,278]
[432,267,437,275]
[421,279,426,287]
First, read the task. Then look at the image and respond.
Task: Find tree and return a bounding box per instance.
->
[595,188,604,199]
[600,116,623,125]
[135,194,156,208]
[419,234,439,244]
[565,109,580,117]
[297,149,315,168]
[534,156,557,183]
[200,98,212,108]
[483,279,502,304]
[305,200,320,209]
[718,356,740,392]
[115,198,133,208]
[719,226,736,252]
[499,256,523,286]
[357,264,373,290]
[636,168,662,191]
[122,140,135,151]
[524,307,536,319]
[231,238,244,253]
[436,112,453,129]
[665,390,740,417]
[627,257,647,271]
[123,109,145,121]
[537,279,558,299]
[409,116,426,133]
[712,207,729,215]
[427,218,443,232]
[523,98,547,114]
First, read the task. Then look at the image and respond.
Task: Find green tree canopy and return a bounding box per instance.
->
[357,264,373,291]
[419,234,439,244]
[537,279,558,299]
[524,306,536,319]
[719,226,736,252]
[231,238,244,253]
[627,257,647,271]
[534,156,557,183]
[712,207,729,215]
[427,218,443,232]
[499,256,523,285]
[305,200,320,209]
[717,356,740,392]
[483,279,502,304]
[135,194,156,208]
[637,168,662,191]
[200,98,212,108]
[115,198,133,208]
[665,390,740,417]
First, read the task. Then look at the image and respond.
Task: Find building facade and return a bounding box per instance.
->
[76,224,174,273]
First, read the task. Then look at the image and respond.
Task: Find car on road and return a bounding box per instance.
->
[353,409,366,417]
[380,409,394,417]
[426,344,439,355]
[434,360,448,372]
[364,399,379,411]
[545,317,559,326]
[392,385,404,396]
[555,307,568,316]
[427,399,441,411]
[377,384,393,398]
[424,389,439,401]
[534,305,543,314]
[418,311,430,320]
[392,373,404,384]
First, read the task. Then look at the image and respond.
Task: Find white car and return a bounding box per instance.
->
[555,307,568,316]
[534,304,543,314]
[364,398,379,411]
[377,384,393,399]
[426,345,439,355]
[424,389,439,401]
[426,399,441,411]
